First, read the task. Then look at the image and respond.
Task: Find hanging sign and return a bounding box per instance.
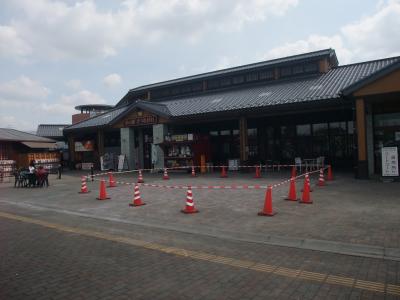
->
[381,147,399,177]
[125,115,158,126]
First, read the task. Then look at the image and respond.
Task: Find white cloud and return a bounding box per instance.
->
[0,76,50,106]
[2,0,298,61]
[40,90,106,115]
[263,0,400,64]
[65,79,82,90]
[0,25,32,61]
[103,73,122,88]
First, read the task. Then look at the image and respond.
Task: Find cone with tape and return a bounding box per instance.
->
[327,165,334,181]
[258,186,276,216]
[285,177,299,201]
[137,169,144,183]
[163,168,169,180]
[301,172,313,192]
[300,174,312,204]
[129,184,145,207]
[291,166,296,178]
[108,172,117,188]
[254,165,261,179]
[317,168,325,187]
[220,166,228,178]
[191,166,196,177]
[78,176,90,194]
[181,186,199,214]
[96,179,110,200]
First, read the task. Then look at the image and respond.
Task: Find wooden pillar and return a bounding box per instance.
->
[97,130,105,157]
[355,98,368,179]
[67,135,75,168]
[239,117,248,162]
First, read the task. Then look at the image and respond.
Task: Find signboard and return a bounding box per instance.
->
[117,155,129,171]
[381,147,399,177]
[100,153,115,171]
[75,140,94,152]
[125,115,157,127]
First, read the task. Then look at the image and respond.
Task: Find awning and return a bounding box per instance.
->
[21,142,57,149]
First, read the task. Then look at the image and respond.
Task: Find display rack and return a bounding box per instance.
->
[0,160,16,178]
[28,153,60,174]
[163,134,195,169]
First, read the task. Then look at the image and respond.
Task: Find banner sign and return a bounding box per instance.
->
[75,140,94,152]
[382,147,399,177]
[125,115,157,126]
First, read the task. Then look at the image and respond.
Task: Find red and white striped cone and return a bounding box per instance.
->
[191,166,196,177]
[137,170,144,183]
[318,168,325,187]
[254,165,261,179]
[163,168,169,180]
[258,186,276,216]
[301,172,313,192]
[300,174,313,204]
[129,184,146,207]
[78,176,90,194]
[181,187,199,214]
[108,172,117,188]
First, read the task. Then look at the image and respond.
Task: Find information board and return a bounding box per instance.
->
[381,147,399,177]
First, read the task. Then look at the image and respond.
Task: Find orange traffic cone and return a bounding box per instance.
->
[191,166,196,177]
[220,166,228,178]
[163,168,169,180]
[96,179,110,200]
[327,165,333,181]
[78,176,90,194]
[285,177,298,201]
[301,173,313,192]
[129,184,145,207]
[318,169,325,186]
[137,169,144,183]
[258,186,276,216]
[181,187,199,214]
[300,174,312,204]
[254,165,261,178]
[291,166,296,178]
[108,172,117,188]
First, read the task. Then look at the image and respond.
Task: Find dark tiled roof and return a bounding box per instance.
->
[64,105,130,131]
[64,55,400,131]
[127,49,336,94]
[36,124,69,137]
[0,128,55,142]
[157,56,399,117]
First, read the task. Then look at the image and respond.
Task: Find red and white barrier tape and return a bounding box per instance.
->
[86,167,327,191]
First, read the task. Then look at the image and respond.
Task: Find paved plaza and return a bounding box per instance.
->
[1,169,400,299]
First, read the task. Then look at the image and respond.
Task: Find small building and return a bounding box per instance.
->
[64,49,400,178]
[0,128,59,175]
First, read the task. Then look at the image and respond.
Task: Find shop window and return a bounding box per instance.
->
[296,124,311,136]
[313,123,328,136]
[248,128,257,136]
[210,131,219,136]
[246,73,258,82]
[220,78,231,87]
[259,70,274,80]
[232,75,244,85]
[330,122,347,134]
[181,85,191,94]
[329,135,346,158]
[232,129,239,135]
[293,65,304,75]
[207,79,220,89]
[374,113,400,127]
[305,63,318,73]
[348,121,354,134]
[191,82,203,92]
[280,67,292,77]
[220,130,231,136]
[281,126,295,138]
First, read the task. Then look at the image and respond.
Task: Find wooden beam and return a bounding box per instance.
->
[239,117,248,162]
[356,98,367,161]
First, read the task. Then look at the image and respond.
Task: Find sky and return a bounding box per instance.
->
[1,0,400,131]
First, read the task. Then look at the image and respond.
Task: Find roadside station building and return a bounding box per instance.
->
[64,49,400,178]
